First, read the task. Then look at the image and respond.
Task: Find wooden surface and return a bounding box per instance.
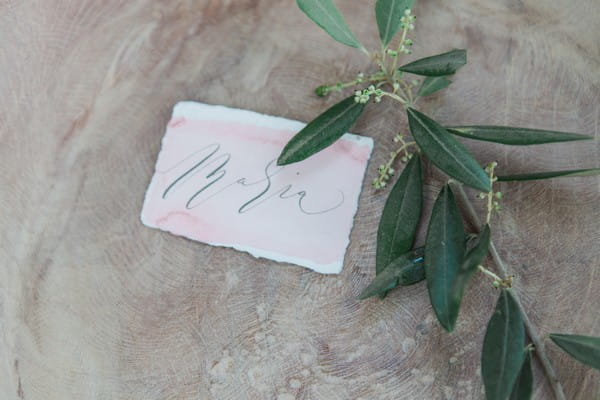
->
[1,1,598,399]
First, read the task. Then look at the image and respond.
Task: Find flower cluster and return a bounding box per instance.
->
[373,134,415,189]
[398,10,416,54]
[477,191,503,211]
[400,9,416,31]
[477,162,502,216]
[354,85,384,104]
[373,163,394,189]
[393,134,414,162]
[385,10,416,58]
[399,38,413,55]
[315,73,367,97]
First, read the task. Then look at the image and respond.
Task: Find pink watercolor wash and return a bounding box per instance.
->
[141,102,373,274]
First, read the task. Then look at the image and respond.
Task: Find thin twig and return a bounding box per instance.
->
[477,264,503,283]
[451,183,567,400]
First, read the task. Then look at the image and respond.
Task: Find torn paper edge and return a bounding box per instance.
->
[141,101,374,274]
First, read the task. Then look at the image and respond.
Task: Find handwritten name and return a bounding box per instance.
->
[159,143,344,215]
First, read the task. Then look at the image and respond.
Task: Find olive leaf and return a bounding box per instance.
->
[296,0,363,49]
[461,225,491,274]
[446,125,592,145]
[358,247,424,300]
[549,333,600,370]
[497,168,600,182]
[277,96,365,165]
[375,154,422,297]
[375,0,415,47]
[510,349,533,400]
[399,49,466,76]
[407,108,490,191]
[288,1,600,397]
[482,290,525,400]
[424,184,465,332]
[417,76,452,97]
[368,232,476,303]
[448,224,491,325]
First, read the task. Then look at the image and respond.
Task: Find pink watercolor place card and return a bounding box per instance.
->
[141,102,373,274]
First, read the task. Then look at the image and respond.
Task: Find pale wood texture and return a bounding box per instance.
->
[1,1,598,399]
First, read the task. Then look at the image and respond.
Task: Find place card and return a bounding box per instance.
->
[141,102,373,273]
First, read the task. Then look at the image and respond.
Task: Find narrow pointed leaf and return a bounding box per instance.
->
[399,49,466,76]
[550,333,600,370]
[510,350,533,400]
[277,96,365,165]
[397,250,426,286]
[358,247,424,300]
[482,290,525,400]
[417,76,452,97]
[497,168,600,182]
[296,0,363,48]
[447,125,592,145]
[375,155,422,298]
[407,108,490,191]
[448,224,491,324]
[424,185,465,332]
[375,0,415,47]
[376,154,422,272]
[460,225,491,275]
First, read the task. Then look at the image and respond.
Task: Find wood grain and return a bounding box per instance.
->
[1,0,598,399]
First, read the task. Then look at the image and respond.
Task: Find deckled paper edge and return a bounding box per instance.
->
[141,101,374,274]
[172,101,375,149]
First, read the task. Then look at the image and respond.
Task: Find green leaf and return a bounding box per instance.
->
[448,224,491,324]
[277,96,365,165]
[375,154,422,298]
[376,154,423,274]
[461,225,491,275]
[358,247,424,300]
[417,76,452,97]
[510,349,533,400]
[397,251,426,285]
[375,0,415,47]
[497,168,600,182]
[446,125,592,145]
[296,0,363,48]
[398,49,466,76]
[407,108,490,191]
[482,290,525,400]
[550,333,600,370]
[424,185,465,332]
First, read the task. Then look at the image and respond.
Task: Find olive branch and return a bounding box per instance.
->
[276,1,600,399]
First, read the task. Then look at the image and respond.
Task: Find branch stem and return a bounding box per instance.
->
[484,162,498,224]
[324,72,387,94]
[451,183,567,400]
[391,27,408,72]
[477,265,503,282]
[381,91,408,105]
[398,79,414,104]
